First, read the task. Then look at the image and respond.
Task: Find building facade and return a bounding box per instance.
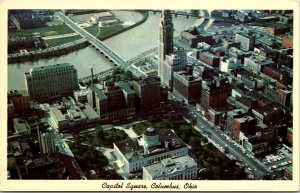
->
[8,90,30,114]
[201,77,229,116]
[39,131,56,154]
[173,70,201,104]
[88,81,135,120]
[132,77,161,113]
[235,32,255,51]
[25,63,78,102]
[158,10,173,79]
[113,128,189,174]
[143,156,197,180]
[161,51,186,89]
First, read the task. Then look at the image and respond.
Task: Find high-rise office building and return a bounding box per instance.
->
[173,70,201,104]
[132,76,161,113]
[88,81,135,120]
[39,131,56,154]
[201,76,229,116]
[161,49,186,89]
[24,63,78,102]
[158,10,173,79]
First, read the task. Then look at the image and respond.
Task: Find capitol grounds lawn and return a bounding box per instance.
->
[133,118,247,180]
[68,142,122,179]
[8,24,75,37]
[44,35,82,47]
[67,127,126,179]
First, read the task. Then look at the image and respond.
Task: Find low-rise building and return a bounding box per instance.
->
[266,24,290,35]
[143,155,197,180]
[8,90,31,114]
[244,53,274,74]
[113,128,189,174]
[199,52,220,68]
[235,32,255,51]
[13,118,31,135]
[264,85,292,107]
[220,58,241,73]
[284,165,292,180]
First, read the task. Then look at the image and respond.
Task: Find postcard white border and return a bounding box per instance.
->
[0,0,299,191]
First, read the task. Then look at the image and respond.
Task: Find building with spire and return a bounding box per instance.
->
[158,10,174,79]
[158,10,187,90]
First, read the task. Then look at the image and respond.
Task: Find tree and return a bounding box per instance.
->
[95,125,104,141]
[124,70,133,80]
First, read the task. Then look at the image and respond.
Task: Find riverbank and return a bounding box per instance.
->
[8,39,88,64]
[8,11,149,64]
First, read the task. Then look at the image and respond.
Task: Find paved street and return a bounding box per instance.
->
[189,107,271,179]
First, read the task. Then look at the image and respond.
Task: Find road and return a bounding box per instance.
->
[188,106,271,179]
[168,91,271,179]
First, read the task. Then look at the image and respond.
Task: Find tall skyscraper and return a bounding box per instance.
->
[24,63,78,102]
[158,10,173,78]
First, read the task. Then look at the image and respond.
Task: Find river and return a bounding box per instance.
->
[8,11,197,90]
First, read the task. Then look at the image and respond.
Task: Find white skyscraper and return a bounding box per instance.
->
[25,63,78,102]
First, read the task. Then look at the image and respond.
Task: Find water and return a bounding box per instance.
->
[8,12,197,90]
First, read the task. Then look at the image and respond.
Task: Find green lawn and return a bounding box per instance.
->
[132,118,247,180]
[98,25,125,39]
[83,25,100,36]
[45,35,82,47]
[82,127,129,148]
[9,24,75,37]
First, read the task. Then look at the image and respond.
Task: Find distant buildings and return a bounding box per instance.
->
[199,52,220,68]
[157,10,189,90]
[235,32,255,51]
[282,35,293,48]
[8,36,46,54]
[9,10,46,30]
[220,58,241,73]
[25,63,78,102]
[231,115,256,140]
[180,31,213,48]
[244,53,274,74]
[264,85,292,107]
[266,24,290,35]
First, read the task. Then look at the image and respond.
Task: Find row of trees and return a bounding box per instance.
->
[132,118,247,180]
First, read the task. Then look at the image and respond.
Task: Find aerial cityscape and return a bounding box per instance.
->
[7,9,293,181]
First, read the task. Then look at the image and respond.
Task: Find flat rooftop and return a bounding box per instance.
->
[114,130,187,162]
[143,155,197,179]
